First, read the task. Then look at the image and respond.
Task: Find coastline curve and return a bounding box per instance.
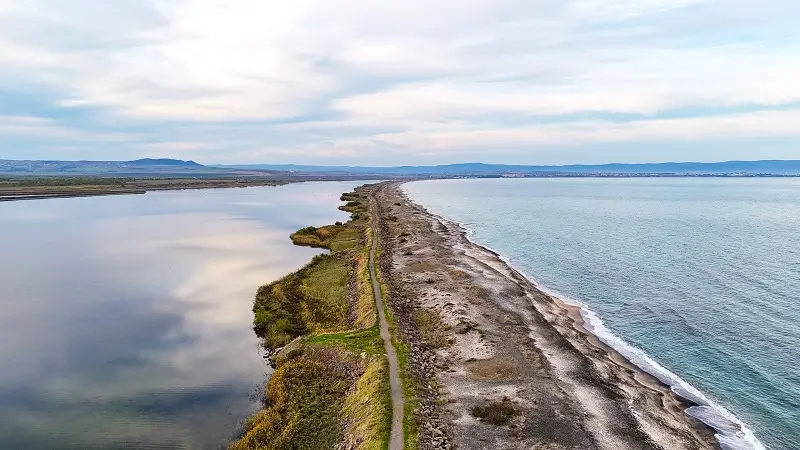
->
[398,181,765,450]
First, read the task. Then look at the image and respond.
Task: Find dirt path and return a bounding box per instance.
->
[369,196,405,450]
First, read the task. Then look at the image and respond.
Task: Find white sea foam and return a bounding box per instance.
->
[566,296,765,450]
[408,194,766,450]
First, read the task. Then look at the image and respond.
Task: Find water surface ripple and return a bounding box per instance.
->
[404,178,799,450]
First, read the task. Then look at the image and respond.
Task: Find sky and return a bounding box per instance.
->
[1,0,799,166]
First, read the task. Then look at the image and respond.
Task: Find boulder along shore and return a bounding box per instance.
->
[375,181,719,450]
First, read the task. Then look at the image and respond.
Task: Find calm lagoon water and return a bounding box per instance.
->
[404,178,800,450]
[0,182,361,449]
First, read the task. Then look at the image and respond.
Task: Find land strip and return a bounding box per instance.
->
[231,185,394,450]
[374,181,720,450]
[230,180,719,450]
[0,177,295,201]
[0,175,382,202]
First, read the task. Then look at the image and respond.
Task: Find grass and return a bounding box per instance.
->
[234,185,392,450]
[354,227,378,329]
[374,239,420,450]
[385,303,420,450]
[0,176,132,187]
[230,347,359,450]
[470,398,517,426]
[300,254,351,333]
[290,223,365,252]
[253,253,351,350]
[253,269,306,350]
[411,308,451,349]
[310,326,392,449]
[254,190,372,350]
[343,356,393,450]
[307,326,384,355]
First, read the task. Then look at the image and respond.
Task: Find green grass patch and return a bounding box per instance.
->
[307,326,384,355]
[299,254,351,334]
[254,253,351,349]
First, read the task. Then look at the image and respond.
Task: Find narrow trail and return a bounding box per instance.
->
[369,195,405,450]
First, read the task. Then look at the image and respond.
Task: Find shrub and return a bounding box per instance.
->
[470,398,517,426]
[296,226,317,235]
[412,309,450,349]
[230,348,360,450]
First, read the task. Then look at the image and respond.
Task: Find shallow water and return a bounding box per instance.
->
[0,182,361,449]
[404,178,800,450]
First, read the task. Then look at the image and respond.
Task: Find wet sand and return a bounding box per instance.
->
[375,182,719,450]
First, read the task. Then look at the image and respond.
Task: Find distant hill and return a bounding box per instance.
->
[218,160,800,176]
[2,158,798,177]
[127,158,202,167]
[0,158,228,176]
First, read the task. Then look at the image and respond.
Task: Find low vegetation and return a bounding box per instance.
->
[230,347,358,450]
[411,308,451,349]
[0,177,292,201]
[232,186,391,450]
[470,398,518,426]
[252,253,352,349]
[0,176,131,187]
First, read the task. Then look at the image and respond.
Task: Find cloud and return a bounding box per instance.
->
[0,115,133,141]
[0,0,799,163]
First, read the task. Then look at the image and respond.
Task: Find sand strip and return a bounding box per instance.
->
[375,182,719,450]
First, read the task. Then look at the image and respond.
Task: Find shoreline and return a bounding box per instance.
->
[414,192,763,450]
[377,181,723,450]
[230,186,395,450]
[0,179,297,202]
[0,176,382,202]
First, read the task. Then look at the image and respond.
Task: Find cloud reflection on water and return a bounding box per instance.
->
[0,182,360,449]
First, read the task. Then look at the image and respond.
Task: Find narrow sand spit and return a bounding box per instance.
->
[375,182,719,450]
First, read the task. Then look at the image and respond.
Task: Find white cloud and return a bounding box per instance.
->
[256,108,800,157]
[0,115,133,142]
[0,0,799,162]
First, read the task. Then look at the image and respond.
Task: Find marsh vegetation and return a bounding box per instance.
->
[233,187,391,450]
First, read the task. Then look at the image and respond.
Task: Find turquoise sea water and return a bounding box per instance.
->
[404,178,800,450]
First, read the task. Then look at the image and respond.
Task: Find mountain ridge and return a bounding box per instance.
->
[2,158,799,176]
[217,159,800,175]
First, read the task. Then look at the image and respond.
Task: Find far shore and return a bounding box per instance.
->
[0,176,374,202]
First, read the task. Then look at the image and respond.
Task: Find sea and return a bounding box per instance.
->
[0,181,360,449]
[404,178,800,450]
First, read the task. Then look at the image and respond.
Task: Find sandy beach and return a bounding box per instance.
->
[375,182,719,450]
